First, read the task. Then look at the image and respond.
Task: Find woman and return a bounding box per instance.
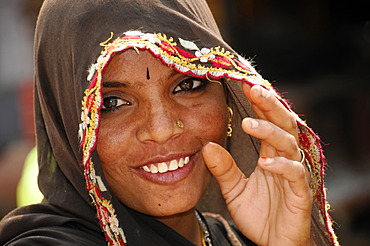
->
[0,0,339,245]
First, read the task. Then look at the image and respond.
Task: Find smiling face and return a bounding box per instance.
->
[96,49,228,218]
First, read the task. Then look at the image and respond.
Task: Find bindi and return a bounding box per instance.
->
[146,67,150,80]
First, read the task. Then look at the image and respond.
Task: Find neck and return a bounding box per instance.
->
[156,209,203,246]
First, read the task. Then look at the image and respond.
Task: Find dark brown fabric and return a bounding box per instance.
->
[0,0,335,245]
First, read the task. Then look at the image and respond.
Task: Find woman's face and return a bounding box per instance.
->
[97,49,228,218]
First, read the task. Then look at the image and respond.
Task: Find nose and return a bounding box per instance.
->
[136,98,183,144]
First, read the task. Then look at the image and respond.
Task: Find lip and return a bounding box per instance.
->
[135,152,199,184]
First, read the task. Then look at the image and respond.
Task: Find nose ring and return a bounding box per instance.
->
[176,120,184,129]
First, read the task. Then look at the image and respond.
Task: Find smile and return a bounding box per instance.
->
[140,156,190,174]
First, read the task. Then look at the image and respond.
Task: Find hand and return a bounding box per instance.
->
[202,83,314,246]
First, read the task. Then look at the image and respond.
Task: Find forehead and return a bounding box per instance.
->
[103,49,178,83]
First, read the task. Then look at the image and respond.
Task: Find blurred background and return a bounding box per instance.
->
[0,0,369,245]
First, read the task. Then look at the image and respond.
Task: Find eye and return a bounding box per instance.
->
[173,77,207,94]
[101,96,131,113]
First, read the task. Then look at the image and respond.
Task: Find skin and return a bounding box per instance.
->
[97,49,314,246]
[202,84,315,246]
[97,49,228,245]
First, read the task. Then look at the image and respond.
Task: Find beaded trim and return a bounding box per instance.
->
[196,211,213,246]
[202,212,243,246]
[78,31,339,245]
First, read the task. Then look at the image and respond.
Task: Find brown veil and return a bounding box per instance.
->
[0,0,338,245]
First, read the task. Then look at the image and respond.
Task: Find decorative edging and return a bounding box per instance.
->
[78,31,339,245]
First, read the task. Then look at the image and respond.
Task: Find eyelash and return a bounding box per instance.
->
[100,77,208,113]
[101,96,131,113]
[173,77,208,94]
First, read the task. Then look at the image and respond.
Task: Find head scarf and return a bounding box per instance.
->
[3,0,339,245]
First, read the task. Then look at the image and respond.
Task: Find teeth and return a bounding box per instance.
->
[158,162,168,173]
[168,160,178,171]
[142,165,150,172]
[178,158,184,168]
[141,156,190,174]
[150,164,158,173]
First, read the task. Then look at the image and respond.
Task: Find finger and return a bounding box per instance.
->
[202,142,248,205]
[260,141,277,158]
[258,156,312,204]
[242,117,301,161]
[242,83,298,141]
[241,83,266,119]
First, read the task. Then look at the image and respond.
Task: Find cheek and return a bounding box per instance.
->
[188,103,228,144]
[96,119,133,171]
[96,124,138,200]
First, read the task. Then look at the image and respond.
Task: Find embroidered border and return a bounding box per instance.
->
[79,31,339,246]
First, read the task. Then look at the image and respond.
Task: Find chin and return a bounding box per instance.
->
[149,206,194,218]
[135,190,203,217]
[129,178,210,218]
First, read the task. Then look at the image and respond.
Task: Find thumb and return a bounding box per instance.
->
[202,142,247,205]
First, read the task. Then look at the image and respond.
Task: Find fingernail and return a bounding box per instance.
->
[260,157,274,165]
[259,86,269,98]
[247,118,259,129]
[204,141,215,147]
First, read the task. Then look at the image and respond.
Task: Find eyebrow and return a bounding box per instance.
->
[168,69,179,79]
[102,69,182,88]
[102,81,128,88]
